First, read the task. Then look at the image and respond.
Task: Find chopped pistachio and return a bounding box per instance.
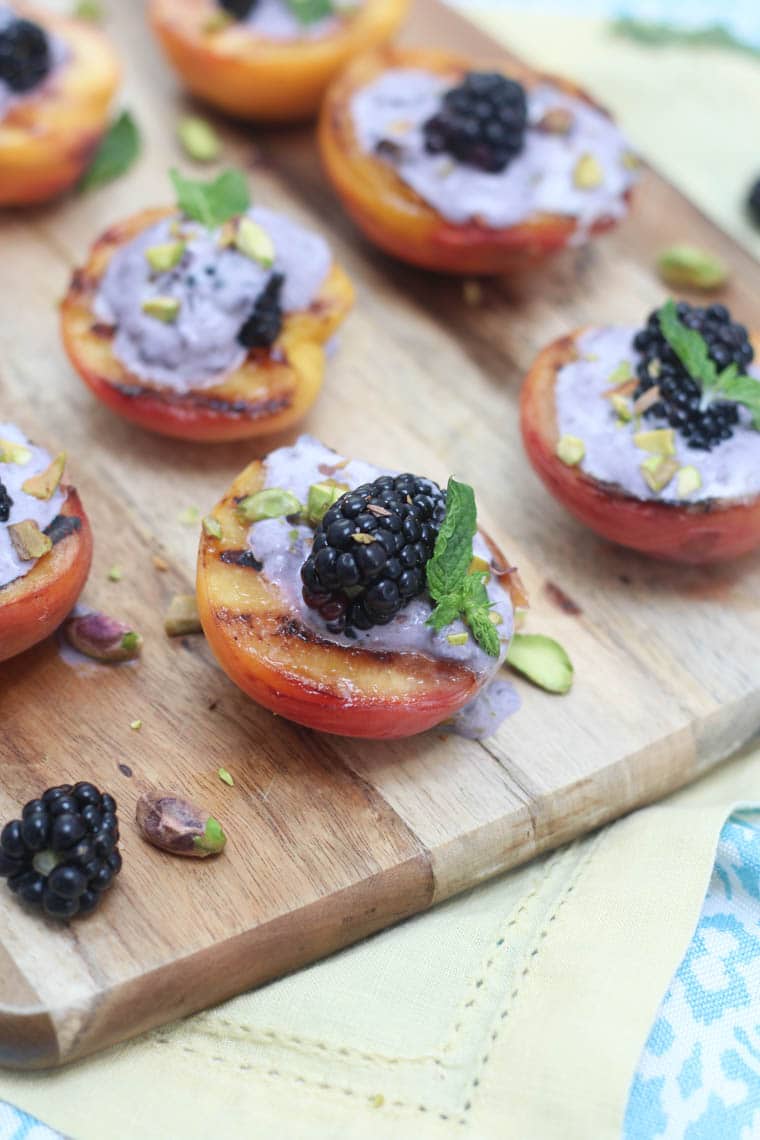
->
[218,767,234,787]
[446,632,469,646]
[634,428,676,456]
[370,1094,385,1109]
[647,359,662,380]
[656,244,728,291]
[21,452,66,500]
[136,790,227,858]
[0,439,31,465]
[235,217,275,267]
[142,296,181,323]
[203,11,233,33]
[8,520,52,561]
[351,533,376,545]
[641,455,679,493]
[506,634,574,694]
[632,386,662,416]
[488,611,503,626]
[611,394,633,422]
[537,107,574,134]
[468,554,491,578]
[217,220,236,250]
[107,564,123,582]
[463,280,482,306]
[130,720,142,731]
[237,487,302,523]
[607,361,633,386]
[178,116,221,163]
[622,150,642,170]
[145,241,186,273]
[72,0,103,19]
[573,153,604,189]
[202,514,223,539]
[165,593,202,637]
[178,505,200,526]
[676,465,702,498]
[305,479,349,526]
[65,613,143,663]
[556,435,586,466]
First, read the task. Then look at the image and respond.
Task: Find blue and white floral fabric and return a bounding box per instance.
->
[0,1103,61,1140]
[625,812,760,1139]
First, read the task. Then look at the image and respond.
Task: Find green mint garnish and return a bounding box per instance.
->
[426,478,500,658]
[170,168,250,229]
[286,0,333,23]
[658,299,760,429]
[611,18,760,60]
[79,110,141,191]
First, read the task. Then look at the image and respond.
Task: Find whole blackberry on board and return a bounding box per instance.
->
[238,273,284,350]
[423,71,528,174]
[0,783,122,919]
[218,0,257,18]
[301,474,446,634]
[0,18,51,94]
[0,478,12,524]
[633,301,754,450]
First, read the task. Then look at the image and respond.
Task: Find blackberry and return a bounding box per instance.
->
[633,301,754,450]
[218,0,257,18]
[0,478,12,523]
[301,473,446,634]
[238,273,284,350]
[748,177,760,228]
[0,783,122,920]
[0,18,51,95]
[423,71,528,174]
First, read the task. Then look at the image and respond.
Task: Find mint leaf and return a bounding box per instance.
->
[715,372,760,429]
[657,298,719,389]
[79,110,140,190]
[286,0,333,23]
[426,478,477,603]
[170,168,250,229]
[425,481,501,657]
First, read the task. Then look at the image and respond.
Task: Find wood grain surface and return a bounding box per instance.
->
[1,0,760,1070]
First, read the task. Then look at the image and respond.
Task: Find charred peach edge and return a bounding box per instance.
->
[0,4,120,206]
[60,208,355,442]
[319,47,629,275]
[148,0,410,123]
[0,487,93,663]
[520,330,760,564]
[197,458,525,739]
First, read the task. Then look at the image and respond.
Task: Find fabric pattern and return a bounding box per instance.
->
[625,813,760,1139]
[0,1103,61,1140]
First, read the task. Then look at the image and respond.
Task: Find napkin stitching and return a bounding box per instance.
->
[177,844,579,1068]
[148,832,608,1125]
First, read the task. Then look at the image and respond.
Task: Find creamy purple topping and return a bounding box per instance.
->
[93,207,332,393]
[242,0,358,41]
[0,422,66,590]
[350,68,637,234]
[247,435,515,691]
[0,6,68,122]
[443,678,521,739]
[555,327,760,503]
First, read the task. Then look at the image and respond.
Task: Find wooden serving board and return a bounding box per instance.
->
[2,0,760,1071]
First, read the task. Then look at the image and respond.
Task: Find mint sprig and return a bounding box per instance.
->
[79,110,140,191]
[658,299,760,429]
[170,168,250,229]
[426,479,500,658]
[286,0,333,23]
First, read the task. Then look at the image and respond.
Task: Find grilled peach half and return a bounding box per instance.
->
[520,330,760,563]
[0,4,119,207]
[320,47,631,275]
[197,458,525,739]
[148,0,410,123]
[0,486,93,663]
[60,208,355,443]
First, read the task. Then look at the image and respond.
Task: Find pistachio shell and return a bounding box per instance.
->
[657,244,728,291]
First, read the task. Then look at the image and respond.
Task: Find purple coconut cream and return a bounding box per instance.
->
[555,327,760,503]
[0,6,68,122]
[93,207,332,393]
[243,0,359,41]
[246,436,517,702]
[0,423,66,590]
[350,69,637,234]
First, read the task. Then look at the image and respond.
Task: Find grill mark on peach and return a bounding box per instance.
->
[110,382,294,417]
